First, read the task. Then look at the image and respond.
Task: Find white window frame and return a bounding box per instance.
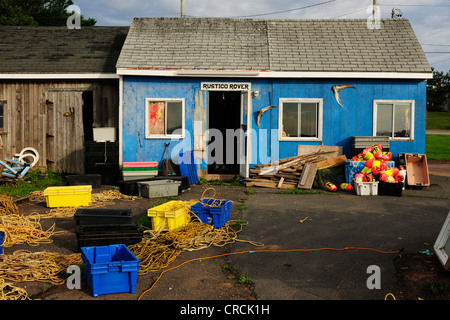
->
[145,98,185,139]
[372,100,415,141]
[278,98,323,141]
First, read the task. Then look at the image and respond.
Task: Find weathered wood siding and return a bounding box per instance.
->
[0,80,119,173]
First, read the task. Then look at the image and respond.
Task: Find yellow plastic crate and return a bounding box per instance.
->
[44,185,92,208]
[147,200,197,232]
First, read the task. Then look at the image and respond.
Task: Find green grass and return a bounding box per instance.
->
[0,168,65,198]
[426,134,450,160]
[427,112,450,130]
[278,188,334,195]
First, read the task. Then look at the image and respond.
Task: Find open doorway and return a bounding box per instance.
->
[208,91,241,174]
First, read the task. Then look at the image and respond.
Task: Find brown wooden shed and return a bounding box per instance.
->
[0,26,128,174]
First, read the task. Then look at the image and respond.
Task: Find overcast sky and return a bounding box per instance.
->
[72,0,450,73]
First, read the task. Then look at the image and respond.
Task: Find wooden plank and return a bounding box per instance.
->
[297,163,318,189]
[245,181,296,189]
[277,177,284,188]
[297,145,343,158]
[315,155,348,170]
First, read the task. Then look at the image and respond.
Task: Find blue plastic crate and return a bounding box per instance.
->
[345,160,395,186]
[191,198,232,228]
[177,151,198,184]
[0,231,4,255]
[81,244,139,297]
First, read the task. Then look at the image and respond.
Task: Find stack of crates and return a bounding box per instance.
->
[122,161,158,180]
[147,200,197,232]
[44,185,92,207]
[74,208,143,248]
[191,198,232,228]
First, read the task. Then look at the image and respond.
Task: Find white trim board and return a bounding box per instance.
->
[117,68,433,80]
[0,73,119,80]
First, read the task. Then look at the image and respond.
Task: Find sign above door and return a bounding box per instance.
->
[201,82,251,91]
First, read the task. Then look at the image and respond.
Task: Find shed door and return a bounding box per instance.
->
[46,90,84,174]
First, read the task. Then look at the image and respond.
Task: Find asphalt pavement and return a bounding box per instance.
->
[230,175,450,300]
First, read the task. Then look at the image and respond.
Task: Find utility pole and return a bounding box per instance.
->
[181,0,184,18]
[373,0,378,18]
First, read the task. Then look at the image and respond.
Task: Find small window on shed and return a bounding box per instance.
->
[279,98,323,141]
[145,98,185,139]
[373,100,414,140]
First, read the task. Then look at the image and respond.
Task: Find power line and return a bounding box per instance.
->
[422,44,450,47]
[380,4,450,6]
[186,0,336,18]
[331,7,367,18]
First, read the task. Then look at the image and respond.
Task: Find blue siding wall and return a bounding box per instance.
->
[122,76,427,171]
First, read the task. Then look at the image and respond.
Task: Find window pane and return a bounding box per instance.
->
[166,101,182,135]
[300,103,317,137]
[376,104,393,136]
[394,103,410,137]
[282,103,299,137]
[148,101,165,135]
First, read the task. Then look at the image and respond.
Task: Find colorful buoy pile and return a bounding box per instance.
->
[352,144,404,184]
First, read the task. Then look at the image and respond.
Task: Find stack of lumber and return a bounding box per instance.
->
[244,146,347,190]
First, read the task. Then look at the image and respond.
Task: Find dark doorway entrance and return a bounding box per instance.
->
[208,91,241,174]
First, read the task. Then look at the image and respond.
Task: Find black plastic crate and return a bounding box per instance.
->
[85,164,121,185]
[76,224,143,248]
[76,224,143,236]
[74,208,132,225]
[378,181,403,197]
[66,174,102,188]
[76,225,143,248]
[116,178,155,196]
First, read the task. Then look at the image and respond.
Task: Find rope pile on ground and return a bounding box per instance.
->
[129,219,263,274]
[0,250,81,285]
[0,195,57,247]
[0,278,29,300]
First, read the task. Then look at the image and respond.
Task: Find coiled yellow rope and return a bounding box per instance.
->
[0,250,81,285]
[0,195,57,247]
[0,278,29,300]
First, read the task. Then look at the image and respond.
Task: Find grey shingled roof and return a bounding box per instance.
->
[117,17,431,74]
[0,26,129,74]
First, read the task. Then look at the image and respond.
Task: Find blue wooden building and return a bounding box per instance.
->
[116,18,432,179]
